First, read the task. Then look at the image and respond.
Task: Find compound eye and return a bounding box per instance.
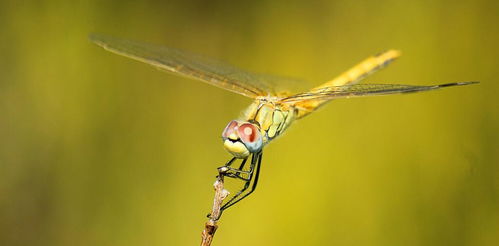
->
[237,123,263,153]
[222,120,238,139]
[237,123,259,143]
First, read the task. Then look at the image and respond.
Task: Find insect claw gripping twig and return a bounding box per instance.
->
[217,166,230,174]
[200,153,263,245]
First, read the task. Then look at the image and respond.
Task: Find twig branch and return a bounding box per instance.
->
[200,171,229,246]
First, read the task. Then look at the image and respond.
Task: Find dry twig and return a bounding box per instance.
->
[200,171,229,246]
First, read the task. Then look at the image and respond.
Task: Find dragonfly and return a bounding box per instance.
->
[90,34,477,213]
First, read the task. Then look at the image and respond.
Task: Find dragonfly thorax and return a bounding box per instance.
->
[244,101,297,142]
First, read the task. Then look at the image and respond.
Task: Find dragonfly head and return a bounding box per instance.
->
[222,120,263,158]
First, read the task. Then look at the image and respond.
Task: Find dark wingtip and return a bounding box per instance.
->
[438,81,479,88]
[88,33,104,46]
[88,33,115,48]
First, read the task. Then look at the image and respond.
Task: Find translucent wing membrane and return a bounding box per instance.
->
[281,82,478,102]
[90,34,300,98]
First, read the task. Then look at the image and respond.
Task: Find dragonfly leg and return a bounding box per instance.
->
[224,157,237,167]
[220,151,263,212]
[236,157,248,176]
[219,158,250,181]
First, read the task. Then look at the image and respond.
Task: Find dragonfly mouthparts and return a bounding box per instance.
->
[227,138,239,143]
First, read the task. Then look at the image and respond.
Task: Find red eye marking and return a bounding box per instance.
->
[238,123,258,143]
[222,120,238,138]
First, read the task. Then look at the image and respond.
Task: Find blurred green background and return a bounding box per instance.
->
[0,0,497,245]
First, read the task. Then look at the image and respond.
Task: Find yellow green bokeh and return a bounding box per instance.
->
[0,1,497,245]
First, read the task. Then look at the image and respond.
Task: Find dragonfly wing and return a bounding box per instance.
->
[281,82,478,102]
[285,50,401,118]
[254,74,311,97]
[90,33,290,98]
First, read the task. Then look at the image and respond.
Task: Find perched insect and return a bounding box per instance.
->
[90,34,477,212]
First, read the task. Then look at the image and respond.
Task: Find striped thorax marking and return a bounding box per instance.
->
[243,99,296,144]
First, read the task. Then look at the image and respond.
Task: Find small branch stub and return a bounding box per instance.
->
[200,173,229,246]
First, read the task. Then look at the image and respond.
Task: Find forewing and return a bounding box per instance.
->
[90,34,292,98]
[281,82,478,102]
